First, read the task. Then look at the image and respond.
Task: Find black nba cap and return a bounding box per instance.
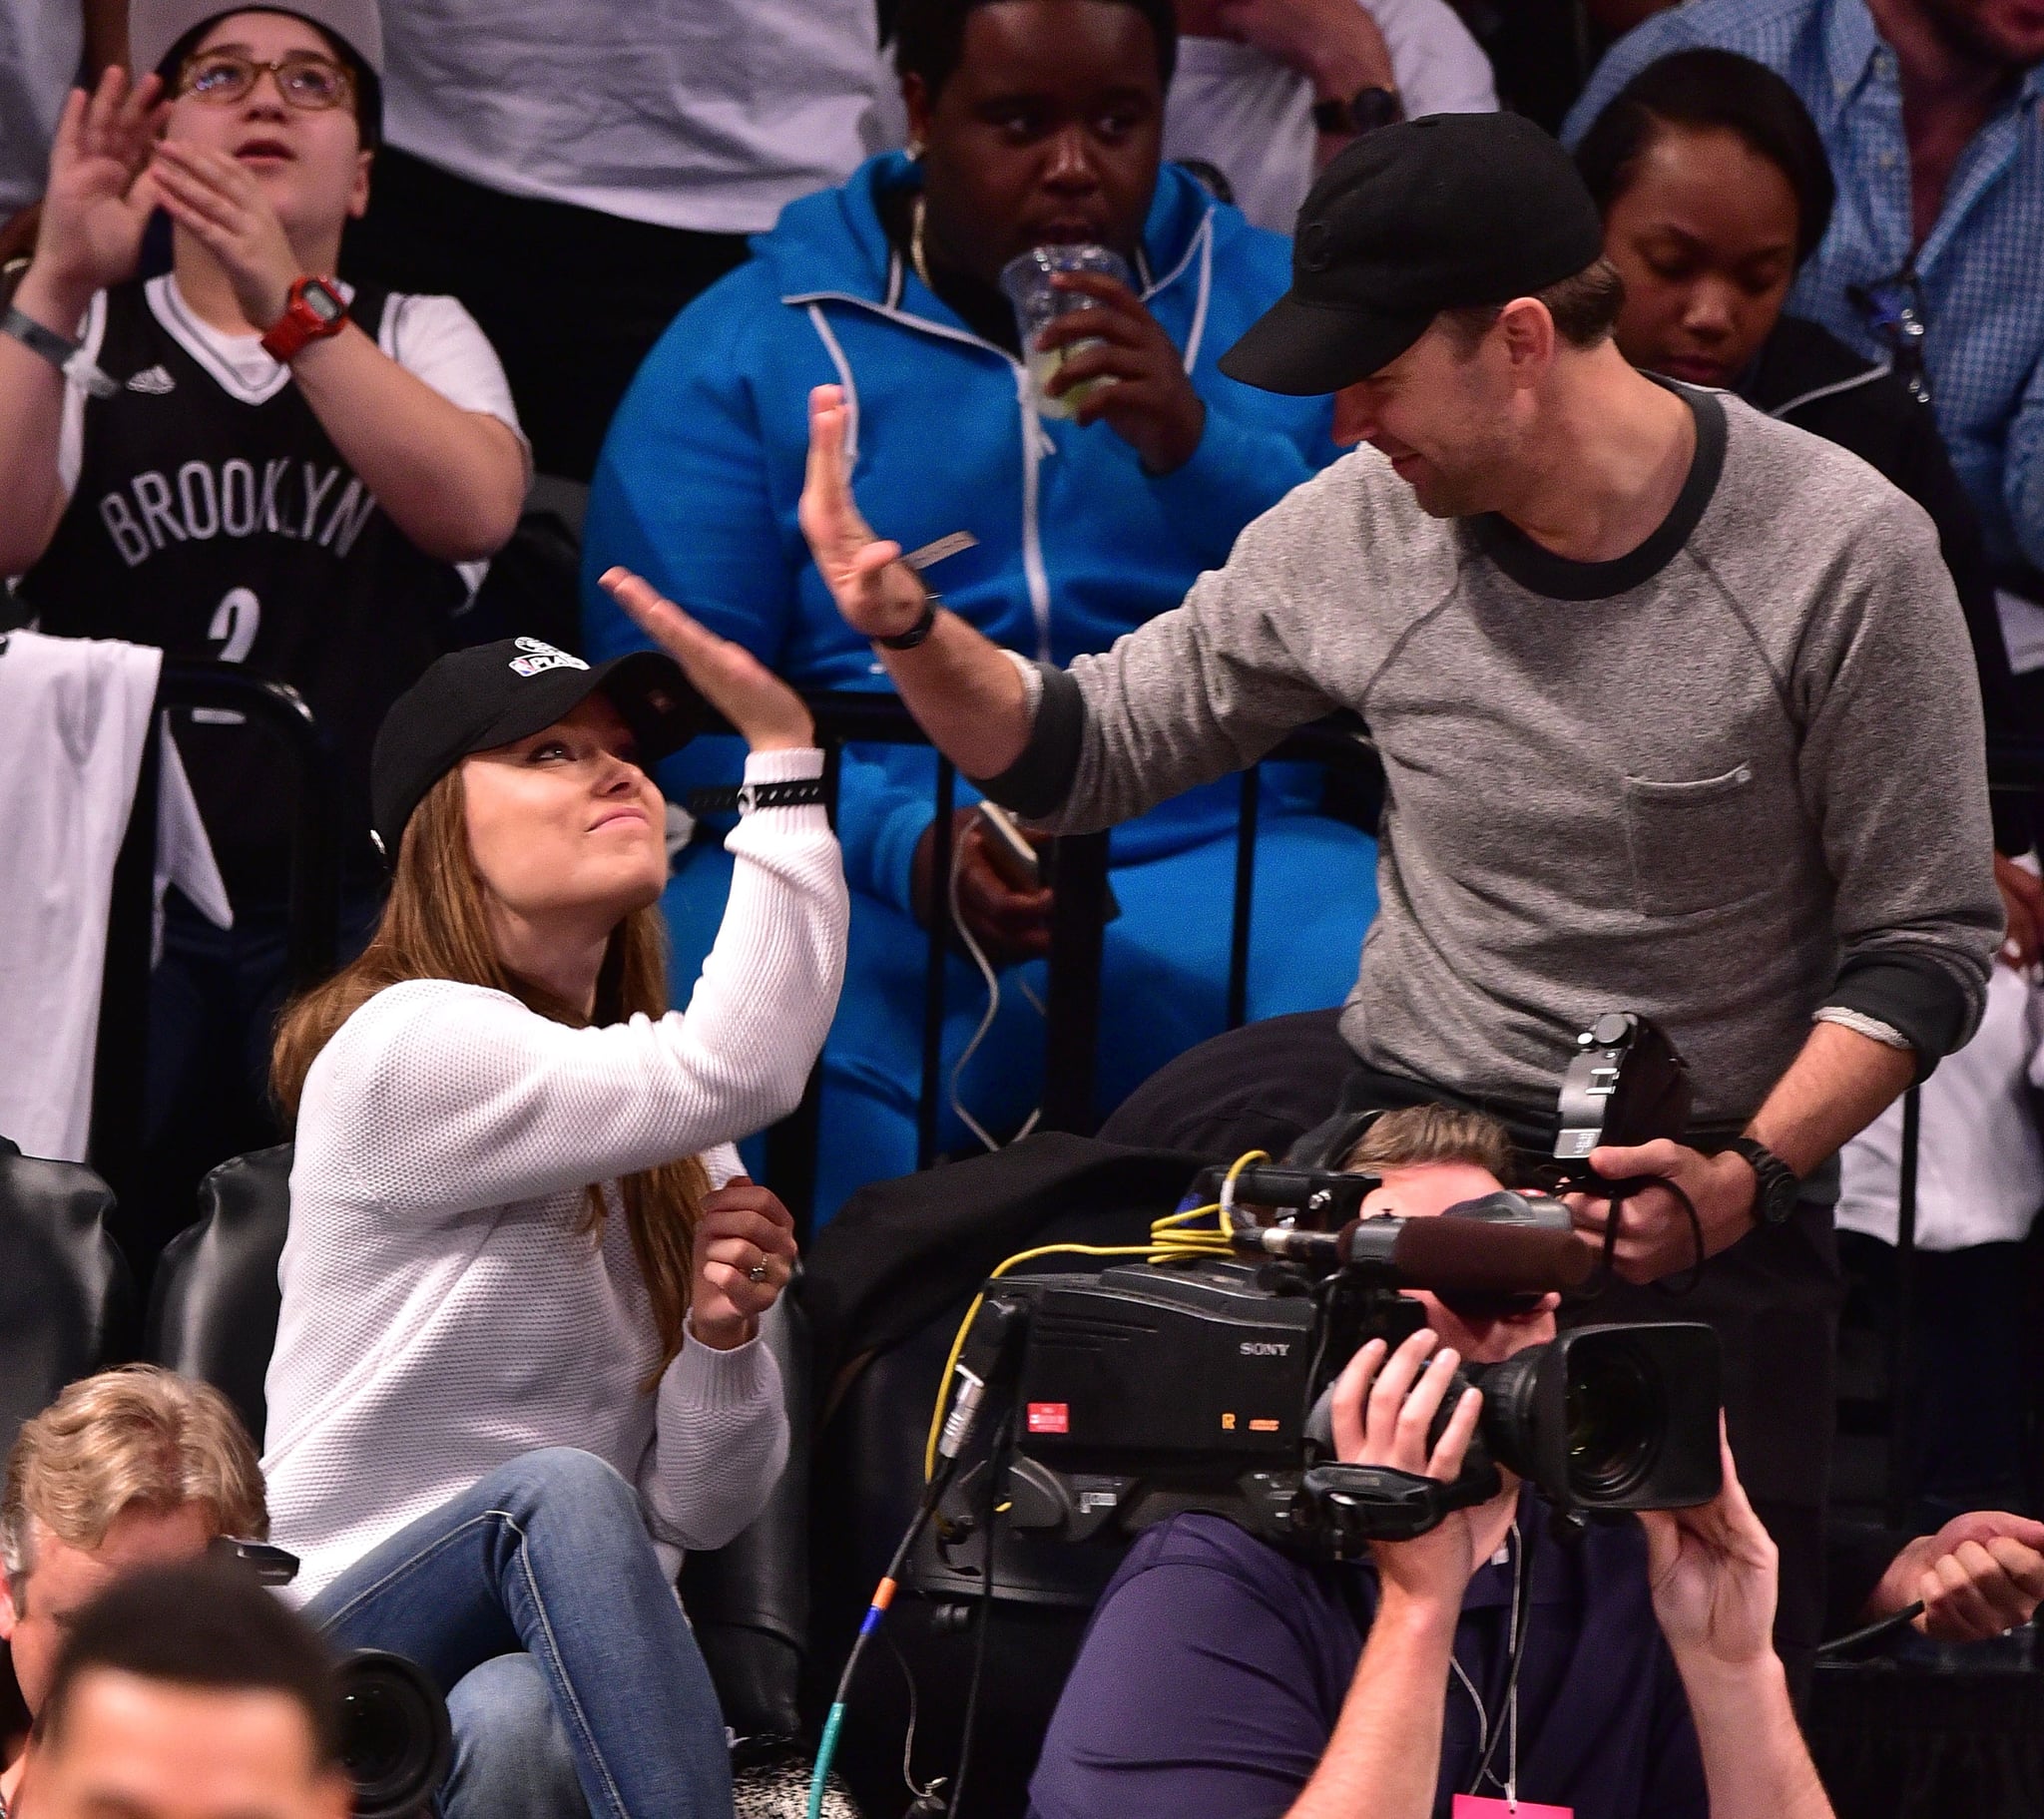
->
[1220,113,1606,395]
[370,638,706,859]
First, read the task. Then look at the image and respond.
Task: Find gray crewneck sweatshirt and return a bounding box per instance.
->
[991,389,2000,1132]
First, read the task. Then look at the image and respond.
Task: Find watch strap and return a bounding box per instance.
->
[1725,1137,1799,1224]
[259,275,349,362]
[3,303,120,398]
[874,592,939,652]
[685,778,827,815]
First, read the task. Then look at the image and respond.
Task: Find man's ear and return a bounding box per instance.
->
[1492,295,1557,391]
[0,1569,20,1641]
[348,146,372,221]
[901,70,933,151]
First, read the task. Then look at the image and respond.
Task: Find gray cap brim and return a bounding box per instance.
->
[1218,293,1438,396]
[131,0,383,80]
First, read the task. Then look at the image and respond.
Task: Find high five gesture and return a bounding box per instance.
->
[796,383,931,642]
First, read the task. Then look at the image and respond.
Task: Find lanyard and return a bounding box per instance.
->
[1452,1519,1527,1805]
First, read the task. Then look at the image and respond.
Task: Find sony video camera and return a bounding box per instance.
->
[940,1014,1720,1562]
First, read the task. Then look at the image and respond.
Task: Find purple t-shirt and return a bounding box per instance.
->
[1028,1500,1708,1819]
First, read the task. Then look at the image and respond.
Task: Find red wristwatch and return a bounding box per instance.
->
[259,275,350,362]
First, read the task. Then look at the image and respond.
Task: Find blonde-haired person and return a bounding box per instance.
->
[1,1366,267,1812]
[261,576,846,1819]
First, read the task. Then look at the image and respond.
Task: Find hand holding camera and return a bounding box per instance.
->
[1567,1138,1762,1284]
[1639,1425,1781,1677]
[1327,1329,1495,1603]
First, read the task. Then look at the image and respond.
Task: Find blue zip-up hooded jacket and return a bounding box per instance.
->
[582,153,1341,916]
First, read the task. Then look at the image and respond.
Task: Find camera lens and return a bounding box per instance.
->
[336,1649,452,1819]
[1565,1338,1662,1502]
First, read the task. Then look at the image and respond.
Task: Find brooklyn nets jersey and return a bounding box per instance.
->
[14,276,479,896]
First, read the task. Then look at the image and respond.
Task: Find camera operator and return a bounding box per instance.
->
[1032,1107,1799,1819]
[797,109,2003,1689]
[7,1562,349,1819]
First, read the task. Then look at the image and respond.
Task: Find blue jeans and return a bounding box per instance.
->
[444,1654,586,1819]
[306,1448,731,1819]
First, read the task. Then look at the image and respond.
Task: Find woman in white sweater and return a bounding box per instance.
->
[261,572,847,1818]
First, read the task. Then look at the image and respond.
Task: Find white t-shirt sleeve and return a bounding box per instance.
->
[1361,0,1499,118]
[379,291,530,469]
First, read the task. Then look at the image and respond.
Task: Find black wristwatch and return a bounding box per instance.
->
[874,591,939,652]
[1724,1137,1799,1226]
[1312,86,1402,137]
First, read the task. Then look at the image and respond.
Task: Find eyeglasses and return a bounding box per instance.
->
[1848,265,1931,406]
[176,49,355,112]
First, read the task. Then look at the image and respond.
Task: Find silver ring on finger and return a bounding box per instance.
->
[747,1262,770,1284]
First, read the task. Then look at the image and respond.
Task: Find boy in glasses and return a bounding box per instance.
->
[0,0,528,1264]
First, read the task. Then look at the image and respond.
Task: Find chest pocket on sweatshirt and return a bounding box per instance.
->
[1624,762,1765,916]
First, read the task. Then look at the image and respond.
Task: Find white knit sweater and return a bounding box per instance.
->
[262,748,847,1601]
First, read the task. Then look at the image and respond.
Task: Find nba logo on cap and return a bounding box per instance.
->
[508,637,590,679]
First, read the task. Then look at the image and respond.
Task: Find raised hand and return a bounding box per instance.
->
[598,567,814,753]
[796,384,931,641]
[689,1176,798,1349]
[22,69,166,320]
[149,137,300,329]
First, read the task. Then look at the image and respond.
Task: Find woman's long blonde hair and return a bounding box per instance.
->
[272,766,708,1376]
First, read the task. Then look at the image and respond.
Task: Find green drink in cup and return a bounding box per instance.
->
[999,243,1134,421]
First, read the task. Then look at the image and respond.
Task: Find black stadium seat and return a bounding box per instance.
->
[142,1144,815,1743]
[0,1136,133,1460]
[144,1143,294,1443]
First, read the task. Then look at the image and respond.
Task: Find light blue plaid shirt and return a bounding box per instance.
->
[1566,0,2044,574]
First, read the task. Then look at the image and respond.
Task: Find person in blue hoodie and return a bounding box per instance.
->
[582,0,1375,1221]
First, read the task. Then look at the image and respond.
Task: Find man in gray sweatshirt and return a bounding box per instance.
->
[796,113,2001,1685]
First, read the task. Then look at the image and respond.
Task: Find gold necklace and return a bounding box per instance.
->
[910,193,933,290]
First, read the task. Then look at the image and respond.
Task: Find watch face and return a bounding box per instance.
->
[303,281,344,323]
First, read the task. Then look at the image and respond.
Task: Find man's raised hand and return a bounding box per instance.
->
[797,384,931,642]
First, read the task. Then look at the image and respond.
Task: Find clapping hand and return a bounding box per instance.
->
[24,68,166,319]
[148,137,303,330]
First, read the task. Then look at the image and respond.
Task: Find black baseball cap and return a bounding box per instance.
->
[1220,113,1607,395]
[369,638,706,859]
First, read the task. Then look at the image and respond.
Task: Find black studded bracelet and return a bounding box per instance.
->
[684,778,827,815]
